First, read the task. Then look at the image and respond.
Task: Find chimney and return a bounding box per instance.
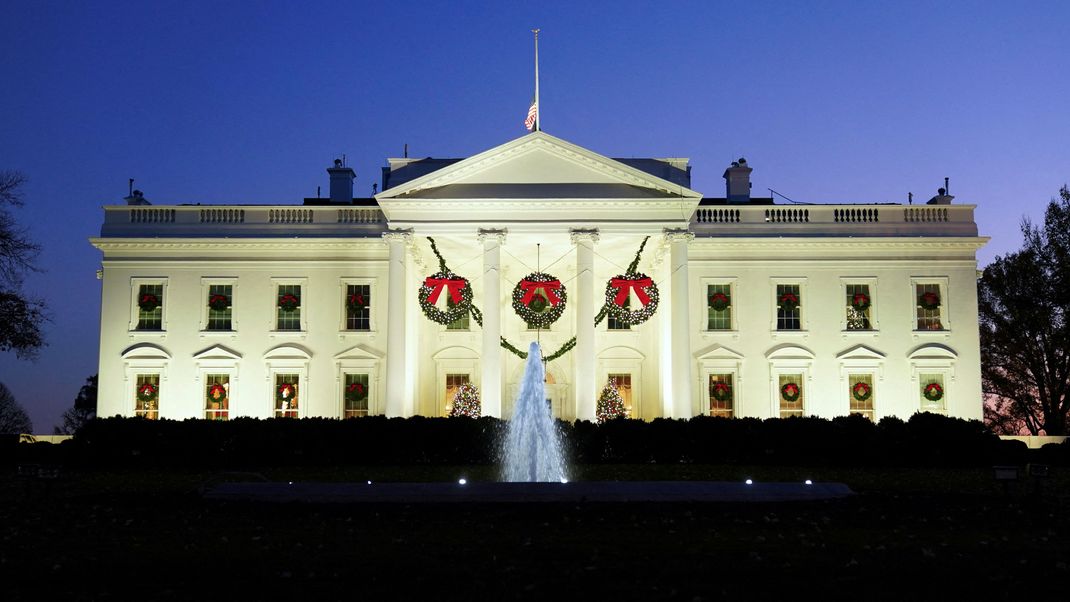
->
[124,189,150,205]
[327,158,356,203]
[723,157,752,203]
[926,187,954,205]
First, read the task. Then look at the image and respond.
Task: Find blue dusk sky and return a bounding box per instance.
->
[1,1,1067,431]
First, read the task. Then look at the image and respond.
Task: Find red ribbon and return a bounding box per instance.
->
[424,277,466,305]
[519,279,562,306]
[610,277,653,307]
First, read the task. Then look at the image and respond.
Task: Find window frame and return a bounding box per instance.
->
[264,345,311,418]
[705,371,736,418]
[336,353,382,417]
[846,372,877,422]
[910,276,951,334]
[121,344,170,418]
[270,277,308,335]
[200,277,238,334]
[598,359,643,418]
[840,277,879,333]
[339,277,377,334]
[770,278,808,335]
[702,277,738,334]
[128,277,169,334]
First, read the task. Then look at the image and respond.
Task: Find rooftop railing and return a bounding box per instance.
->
[691,203,978,237]
[102,205,386,237]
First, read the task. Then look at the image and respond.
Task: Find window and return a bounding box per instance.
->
[345,284,371,331]
[343,373,370,418]
[444,373,470,414]
[206,284,233,331]
[707,284,732,330]
[608,297,631,330]
[204,374,230,420]
[919,373,947,413]
[445,296,469,330]
[778,374,804,418]
[134,374,160,419]
[848,374,875,422]
[845,283,872,330]
[136,283,163,330]
[915,283,945,331]
[276,284,302,331]
[608,373,633,417]
[708,373,733,418]
[776,284,801,331]
[274,373,300,418]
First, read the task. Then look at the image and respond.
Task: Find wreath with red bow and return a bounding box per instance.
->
[512,272,566,328]
[923,382,944,402]
[207,383,227,402]
[918,291,941,310]
[605,272,660,326]
[710,381,732,402]
[709,292,730,312]
[781,382,801,402]
[137,382,158,403]
[138,293,161,312]
[346,292,368,312]
[276,382,298,403]
[851,381,872,402]
[278,293,300,312]
[850,292,870,312]
[208,294,230,311]
[419,271,473,325]
[345,381,368,402]
[778,292,800,311]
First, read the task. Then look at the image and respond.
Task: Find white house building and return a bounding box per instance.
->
[91,131,987,423]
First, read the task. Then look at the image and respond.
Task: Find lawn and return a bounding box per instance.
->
[3,464,1067,600]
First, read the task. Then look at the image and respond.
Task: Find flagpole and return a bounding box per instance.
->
[533,28,540,132]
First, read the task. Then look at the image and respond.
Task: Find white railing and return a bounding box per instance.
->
[200,208,245,223]
[129,208,175,223]
[693,204,977,236]
[103,204,387,236]
[337,208,384,224]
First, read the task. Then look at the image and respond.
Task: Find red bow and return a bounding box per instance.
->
[424,277,466,305]
[610,277,652,307]
[519,279,562,306]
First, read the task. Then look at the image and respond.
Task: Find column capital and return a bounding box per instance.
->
[477,228,508,244]
[663,228,694,244]
[569,228,600,245]
[381,228,414,244]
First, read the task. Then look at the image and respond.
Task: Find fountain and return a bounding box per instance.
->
[500,342,569,482]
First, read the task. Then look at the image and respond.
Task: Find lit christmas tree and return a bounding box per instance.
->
[449,382,481,418]
[596,378,627,423]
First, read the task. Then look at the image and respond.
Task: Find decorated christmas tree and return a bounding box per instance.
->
[449,382,481,418]
[596,379,627,423]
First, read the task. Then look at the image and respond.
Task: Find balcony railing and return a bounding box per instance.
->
[692,204,977,237]
[102,205,386,238]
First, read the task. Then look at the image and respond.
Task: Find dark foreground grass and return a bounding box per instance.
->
[3,466,1068,601]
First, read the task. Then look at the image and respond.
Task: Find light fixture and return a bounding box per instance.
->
[458,478,467,485]
[745,479,753,485]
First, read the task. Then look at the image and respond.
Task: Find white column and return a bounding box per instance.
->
[478,229,506,418]
[666,228,695,419]
[382,229,413,417]
[571,229,599,421]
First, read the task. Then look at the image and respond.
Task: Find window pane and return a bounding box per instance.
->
[134,374,159,420]
[778,374,804,418]
[608,297,630,330]
[136,284,163,330]
[445,296,469,330]
[274,373,299,418]
[609,373,633,417]
[205,374,229,420]
[276,284,302,331]
[444,373,470,414]
[776,284,801,331]
[345,284,371,331]
[849,374,875,421]
[708,373,733,418]
[344,373,370,418]
[920,373,946,413]
[707,284,732,330]
[845,284,872,330]
[916,283,943,330]
[207,284,233,331]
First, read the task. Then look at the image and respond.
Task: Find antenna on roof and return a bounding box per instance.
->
[908,192,913,205]
[944,177,950,195]
[317,186,321,198]
[404,143,408,158]
[128,178,134,196]
[768,188,803,204]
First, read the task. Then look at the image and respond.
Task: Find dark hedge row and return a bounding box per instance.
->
[5,413,1067,469]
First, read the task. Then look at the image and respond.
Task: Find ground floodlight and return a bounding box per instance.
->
[745,479,753,485]
[458,478,467,485]
[805,479,813,485]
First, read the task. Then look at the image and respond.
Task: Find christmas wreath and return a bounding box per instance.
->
[419,271,473,325]
[208,294,230,311]
[345,381,368,402]
[778,292,800,311]
[709,292,730,312]
[207,383,227,402]
[781,382,801,402]
[138,293,161,312]
[276,382,298,402]
[605,272,659,326]
[512,272,566,328]
[918,291,941,310]
[850,292,870,312]
[346,292,368,312]
[278,293,300,312]
[137,382,158,403]
[851,381,872,402]
[710,381,732,402]
[923,382,944,402]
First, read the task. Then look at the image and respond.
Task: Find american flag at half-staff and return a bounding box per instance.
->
[524,98,538,131]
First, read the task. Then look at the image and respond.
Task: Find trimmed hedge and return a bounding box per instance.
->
[7,412,1067,469]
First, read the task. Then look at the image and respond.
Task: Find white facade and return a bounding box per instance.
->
[92,132,987,422]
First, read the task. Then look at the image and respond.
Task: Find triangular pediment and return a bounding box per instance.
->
[193,344,242,361]
[376,131,702,201]
[334,344,384,361]
[836,344,886,362]
[695,343,745,361]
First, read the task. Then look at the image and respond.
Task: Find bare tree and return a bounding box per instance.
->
[0,381,32,434]
[55,374,97,435]
[0,170,47,359]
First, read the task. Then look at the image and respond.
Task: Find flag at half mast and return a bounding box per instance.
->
[525,28,540,131]
[524,98,538,131]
